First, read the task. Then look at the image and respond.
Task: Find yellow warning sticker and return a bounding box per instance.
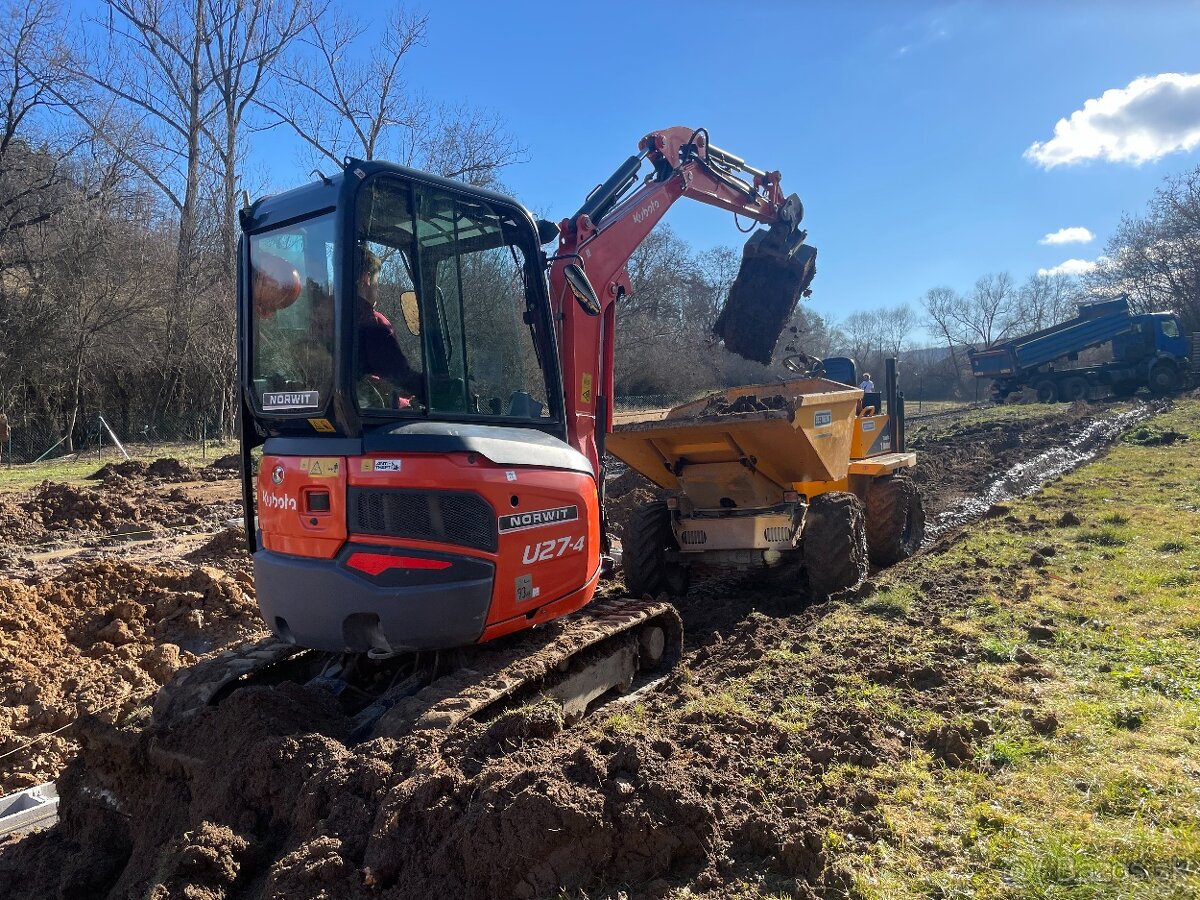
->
[360,459,374,472]
[308,418,336,433]
[580,372,593,405]
[299,458,340,477]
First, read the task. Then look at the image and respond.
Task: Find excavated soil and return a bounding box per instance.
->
[0,402,1148,898]
[0,476,240,550]
[0,560,263,792]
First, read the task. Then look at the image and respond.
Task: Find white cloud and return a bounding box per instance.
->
[1039,226,1094,245]
[1037,258,1103,277]
[1025,73,1200,168]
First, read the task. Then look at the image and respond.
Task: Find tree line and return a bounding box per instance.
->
[0,0,517,456]
[2,0,1199,459]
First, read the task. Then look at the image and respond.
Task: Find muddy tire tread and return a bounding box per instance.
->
[865,473,926,567]
[803,492,868,599]
[623,501,675,598]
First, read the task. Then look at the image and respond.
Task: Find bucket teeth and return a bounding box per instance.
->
[714,228,817,365]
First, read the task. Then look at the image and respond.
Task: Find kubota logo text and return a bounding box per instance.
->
[260,490,297,511]
[632,199,661,225]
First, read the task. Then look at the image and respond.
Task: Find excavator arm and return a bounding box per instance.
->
[548,126,818,477]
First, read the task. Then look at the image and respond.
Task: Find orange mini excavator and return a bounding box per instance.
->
[154,127,818,729]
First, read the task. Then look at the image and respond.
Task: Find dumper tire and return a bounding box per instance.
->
[865,473,926,567]
[1062,376,1089,402]
[1034,379,1058,403]
[802,492,868,600]
[1148,361,1180,395]
[623,501,689,598]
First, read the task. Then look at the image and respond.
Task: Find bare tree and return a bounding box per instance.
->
[202,0,315,275]
[263,3,522,185]
[1015,272,1079,333]
[1088,167,1200,330]
[920,285,966,380]
[0,0,82,251]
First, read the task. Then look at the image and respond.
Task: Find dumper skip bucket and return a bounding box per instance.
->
[713,227,818,365]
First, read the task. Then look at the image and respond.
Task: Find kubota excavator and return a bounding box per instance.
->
[137,127,818,734]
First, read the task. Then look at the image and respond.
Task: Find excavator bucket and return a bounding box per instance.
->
[713,226,817,365]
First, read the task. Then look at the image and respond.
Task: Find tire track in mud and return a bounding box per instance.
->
[0,402,1152,899]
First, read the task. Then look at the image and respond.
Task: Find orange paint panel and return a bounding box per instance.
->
[257,454,348,558]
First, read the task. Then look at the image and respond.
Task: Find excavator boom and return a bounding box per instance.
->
[549,126,818,477]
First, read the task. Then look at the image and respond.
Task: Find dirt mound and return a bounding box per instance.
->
[207,452,241,471]
[0,560,263,792]
[26,481,142,530]
[700,392,791,416]
[87,459,149,481]
[184,526,249,567]
[88,457,198,483]
[145,457,195,479]
[604,464,666,542]
[0,478,241,548]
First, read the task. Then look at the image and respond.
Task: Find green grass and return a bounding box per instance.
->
[843,399,1200,900]
[0,440,240,492]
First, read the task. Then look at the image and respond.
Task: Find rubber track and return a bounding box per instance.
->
[374,596,682,738]
[150,636,305,728]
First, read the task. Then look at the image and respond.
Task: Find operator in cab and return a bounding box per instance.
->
[356,247,425,407]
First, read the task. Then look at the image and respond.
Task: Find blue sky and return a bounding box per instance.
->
[247,0,1200,330]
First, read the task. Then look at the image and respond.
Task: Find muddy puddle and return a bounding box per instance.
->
[924,401,1158,542]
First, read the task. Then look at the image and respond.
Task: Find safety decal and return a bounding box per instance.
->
[499,505,579,533]
[308,418,336,433]
[373,459,402,472]
[580,373,593,405]
[299,458,340,477]
[814,410,833,427]
[862,420,877,432]
[505,470,517,482]
[263,390,319,410]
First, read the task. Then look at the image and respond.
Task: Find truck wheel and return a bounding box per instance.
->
[865,473,926,566]
[1148,362,1180,395]
[802,492,868,600]
[1062,376,1089,402]
[1034,379,1059,403]
[623,501,689,597]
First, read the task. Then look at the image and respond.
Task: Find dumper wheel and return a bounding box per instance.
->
[866,473,926,566]
[802,492,868,600]
[1034,379,1059,403]
[624,501,689,597]
[1148,361,1180,395]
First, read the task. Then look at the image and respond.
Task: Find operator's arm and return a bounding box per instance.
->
[360,310,425,402]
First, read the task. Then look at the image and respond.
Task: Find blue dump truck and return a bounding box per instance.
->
[969,296,1198,403]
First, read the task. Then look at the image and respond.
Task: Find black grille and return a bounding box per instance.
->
[348,488,497,552]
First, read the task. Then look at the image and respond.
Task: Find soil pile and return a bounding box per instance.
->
[700,393,791,417]
[0,560,263,792]
[184,526,250,572]
[0,480,241,547]
[0,564,1006,899]
[604,464,666,542]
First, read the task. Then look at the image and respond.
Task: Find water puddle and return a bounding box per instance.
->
[924,402,1159,543]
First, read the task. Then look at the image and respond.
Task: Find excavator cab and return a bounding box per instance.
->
[238,161,604,656]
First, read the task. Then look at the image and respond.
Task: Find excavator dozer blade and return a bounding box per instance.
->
[713,227,818,365]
